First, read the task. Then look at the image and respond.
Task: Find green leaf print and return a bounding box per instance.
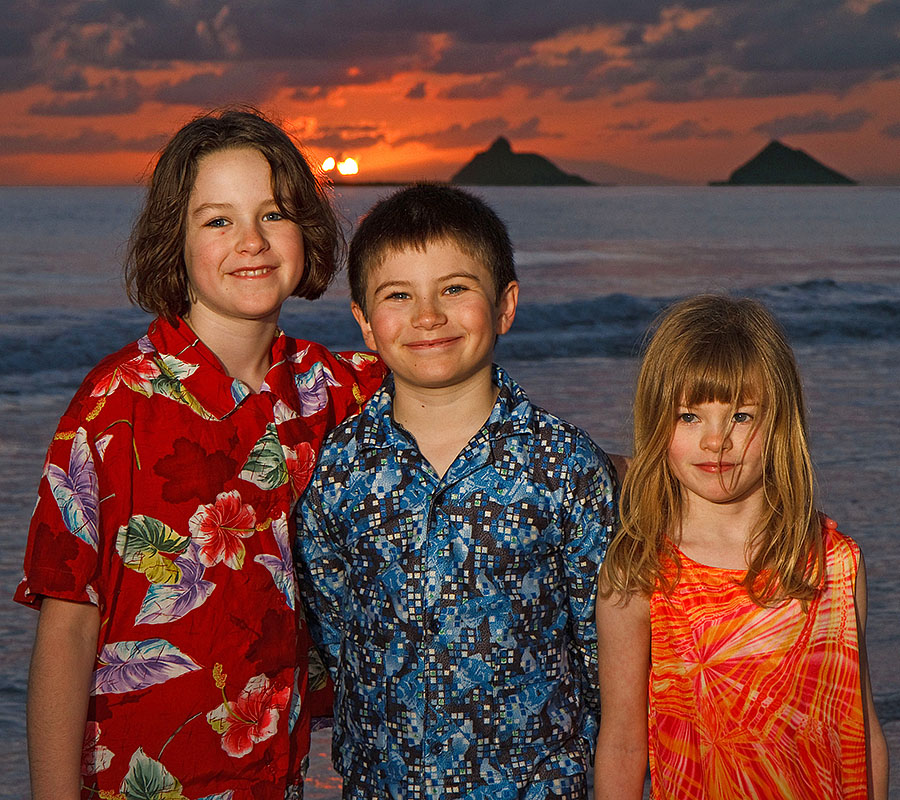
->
[116,515,190,585]
[151,357,214,419]
[120,747,188,800]
[239,422,288,490]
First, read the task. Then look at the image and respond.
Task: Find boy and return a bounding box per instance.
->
[296,184,617,799]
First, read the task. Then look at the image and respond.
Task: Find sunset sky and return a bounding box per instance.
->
[1,0,899,185]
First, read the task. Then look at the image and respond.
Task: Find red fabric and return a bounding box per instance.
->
[15,317,384,800]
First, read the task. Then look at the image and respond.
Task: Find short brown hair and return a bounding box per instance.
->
[348,183,517,317]
[125,106,341,320]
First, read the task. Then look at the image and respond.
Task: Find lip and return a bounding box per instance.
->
[229,265,277,278]
[695,462,737,473]
[405,337,460,350]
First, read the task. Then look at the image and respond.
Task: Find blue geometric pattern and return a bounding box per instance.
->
[296,366,617,799]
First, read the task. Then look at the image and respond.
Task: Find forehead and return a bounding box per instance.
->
[367,239,491,287]
[189,148,272,203]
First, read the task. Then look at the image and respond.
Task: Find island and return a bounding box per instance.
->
[451,137,594,186]
[711,140,856,185]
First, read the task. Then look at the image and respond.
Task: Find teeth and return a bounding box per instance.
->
[234,267,271,277]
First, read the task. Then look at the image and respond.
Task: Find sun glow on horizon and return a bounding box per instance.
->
[322,155,359,175]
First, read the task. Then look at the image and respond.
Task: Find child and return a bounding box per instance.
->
[295,183,618,798]
[594,295,889,800]
[15,108,384,800]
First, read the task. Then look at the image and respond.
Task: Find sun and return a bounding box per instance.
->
[321,156,359,176]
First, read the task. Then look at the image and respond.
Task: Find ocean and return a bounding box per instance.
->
[0,185,898,796]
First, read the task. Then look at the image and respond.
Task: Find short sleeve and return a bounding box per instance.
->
[14,415,102,609]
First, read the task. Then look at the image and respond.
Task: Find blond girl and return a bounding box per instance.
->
[594,294,888,800]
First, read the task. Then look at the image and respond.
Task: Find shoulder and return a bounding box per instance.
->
[822,522,861,573]
[530,403,612,473]
[62,336,150,422]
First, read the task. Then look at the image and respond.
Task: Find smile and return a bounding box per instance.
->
[230,266,276,278]
[405,337,460,350]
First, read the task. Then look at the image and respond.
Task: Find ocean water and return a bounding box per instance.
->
[0,186,898,796]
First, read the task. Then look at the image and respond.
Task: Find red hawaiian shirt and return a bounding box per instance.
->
[15,317,384,800]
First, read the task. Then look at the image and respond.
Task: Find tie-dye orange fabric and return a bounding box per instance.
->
[649,526,868,799]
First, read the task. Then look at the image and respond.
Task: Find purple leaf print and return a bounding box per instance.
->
[134,544,216,625]
[253,514,296,610]
[46,426,99,549]
[294,362,338,417]
[92,638,201,695]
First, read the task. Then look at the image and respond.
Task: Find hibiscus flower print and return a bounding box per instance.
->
[284,441,317,499]
[207,671,290,758]
[188,490,256,570]
[91,352,161,398]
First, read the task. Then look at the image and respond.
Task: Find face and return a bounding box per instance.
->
[667,400,766,510]
[182,147,304,331]
[351,240,518,393]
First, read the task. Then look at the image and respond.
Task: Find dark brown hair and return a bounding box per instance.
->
[348,182,517,316]
[125,106,341,320]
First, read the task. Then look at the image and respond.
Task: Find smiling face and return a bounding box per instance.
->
[351,240,518,394]
[182,147,305,333]
[667,399,766,510]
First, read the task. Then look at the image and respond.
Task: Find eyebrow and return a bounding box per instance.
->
[190,202,233,218]
[372,271,484,296]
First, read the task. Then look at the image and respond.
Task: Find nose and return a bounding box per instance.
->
[412,295,447,329]
[700,423,732,454]
[236,220,268,255]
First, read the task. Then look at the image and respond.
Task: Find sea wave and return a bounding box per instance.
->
[0,280,897,390]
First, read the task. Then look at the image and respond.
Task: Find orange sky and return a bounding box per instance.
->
[2,1,899,185]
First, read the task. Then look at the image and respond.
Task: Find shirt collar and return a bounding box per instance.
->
[355,365,533,454]
[144,317,299,420]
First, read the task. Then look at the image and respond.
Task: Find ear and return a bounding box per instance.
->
[351,302,379,352]
[495,281,519,336]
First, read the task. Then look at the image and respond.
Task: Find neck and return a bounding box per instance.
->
[675,494,766,570]
[393,368,498,478]
[182,311,278,393]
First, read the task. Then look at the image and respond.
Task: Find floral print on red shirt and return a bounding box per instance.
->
[15,316,384,800]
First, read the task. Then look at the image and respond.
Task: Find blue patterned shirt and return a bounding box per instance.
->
[296,366,617,799]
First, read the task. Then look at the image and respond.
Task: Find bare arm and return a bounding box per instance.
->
[594,585,650,800]
[27,597,100,800]
[854,553,889,800]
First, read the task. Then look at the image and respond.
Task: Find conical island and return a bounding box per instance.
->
[712,140,856,185]
[452,137,593,186]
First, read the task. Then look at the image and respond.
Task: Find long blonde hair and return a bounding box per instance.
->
[603,295,823,606]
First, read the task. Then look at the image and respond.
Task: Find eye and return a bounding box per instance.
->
[677,412,697,423]
[444,284,467,295]
[386,291,409,301]
[204,217,229,228]
[262,211,284,222]
[733,411,754,423]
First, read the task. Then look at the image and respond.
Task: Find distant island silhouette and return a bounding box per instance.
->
[451,137,594,186]
[712,140,856,185]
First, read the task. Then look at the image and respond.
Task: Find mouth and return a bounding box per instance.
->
[695,462,737,473]
[229,265,276,278]
[405,337,460,350]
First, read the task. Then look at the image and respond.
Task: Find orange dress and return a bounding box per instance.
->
[649,526,869,799]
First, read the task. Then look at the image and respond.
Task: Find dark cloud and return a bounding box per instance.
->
[30,76,146,116]
[2,0,899,120]
[302,124,386,151]
[754,108,873,138]
[648,120,734,141]
[392,116,555,149]
[406,81,427,100]
[0,128,166,155]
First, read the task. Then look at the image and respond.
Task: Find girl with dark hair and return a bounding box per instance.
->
[16,108,384,800]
